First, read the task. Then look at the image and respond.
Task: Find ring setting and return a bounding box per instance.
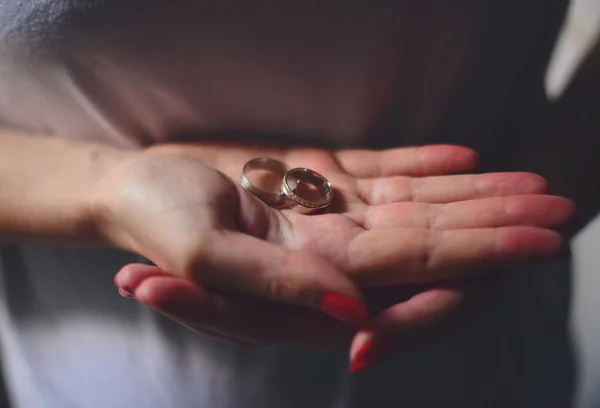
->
[240,158,334,215]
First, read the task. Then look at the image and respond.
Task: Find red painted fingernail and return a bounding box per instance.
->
[320,293,369,328]
[349,337,396,373]
[118,287,135,298]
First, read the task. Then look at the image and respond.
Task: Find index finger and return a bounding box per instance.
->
[332,145,480,178]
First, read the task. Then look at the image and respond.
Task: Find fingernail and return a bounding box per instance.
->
[320,293,369,328]
[118,287,135,298]
[349,335,396,373]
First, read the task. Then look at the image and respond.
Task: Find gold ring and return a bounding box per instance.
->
[281,167,334,215]
[240,158,289,208]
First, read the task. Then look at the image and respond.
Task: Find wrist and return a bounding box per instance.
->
[85,145,142,249]
[0,129,141,246]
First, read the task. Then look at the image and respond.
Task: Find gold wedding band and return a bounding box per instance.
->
[240,158,289,208]
[281,167,334,215]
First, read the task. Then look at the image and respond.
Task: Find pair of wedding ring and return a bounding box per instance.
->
[240,158,334,215]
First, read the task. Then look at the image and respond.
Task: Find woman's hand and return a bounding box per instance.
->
[140,142,572,285]
[103,143,574,364]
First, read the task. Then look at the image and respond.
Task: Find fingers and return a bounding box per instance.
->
[349,285,465,372]
[362,195,576,230]
[356,172,550,206]
[115,264,255,345]
[114,263,167,292]
[180,231,369,328]
[350,275,503,372]
[115,264,355,347]
[345,226,566,285]
[333,145,480,178]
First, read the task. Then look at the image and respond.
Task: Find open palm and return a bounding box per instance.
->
[111,143,573,368]
[276,147,569,285]
[148,142,570,282]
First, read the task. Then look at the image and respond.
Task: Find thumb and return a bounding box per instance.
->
[182,230,370,329]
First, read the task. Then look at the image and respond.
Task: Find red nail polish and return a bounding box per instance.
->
[118,287,135,298]
[320,293,369,328]
[349,337,396,373]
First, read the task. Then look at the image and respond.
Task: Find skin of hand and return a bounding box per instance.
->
[103,142,575,371]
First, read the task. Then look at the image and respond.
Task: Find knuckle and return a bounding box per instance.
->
[409,177,423,202]
[264,270,310,306]
[426,206,441,230]
[170,235,214,278]
[421,230,443,279]
[269,252,323,307]
[521,172,551,194]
